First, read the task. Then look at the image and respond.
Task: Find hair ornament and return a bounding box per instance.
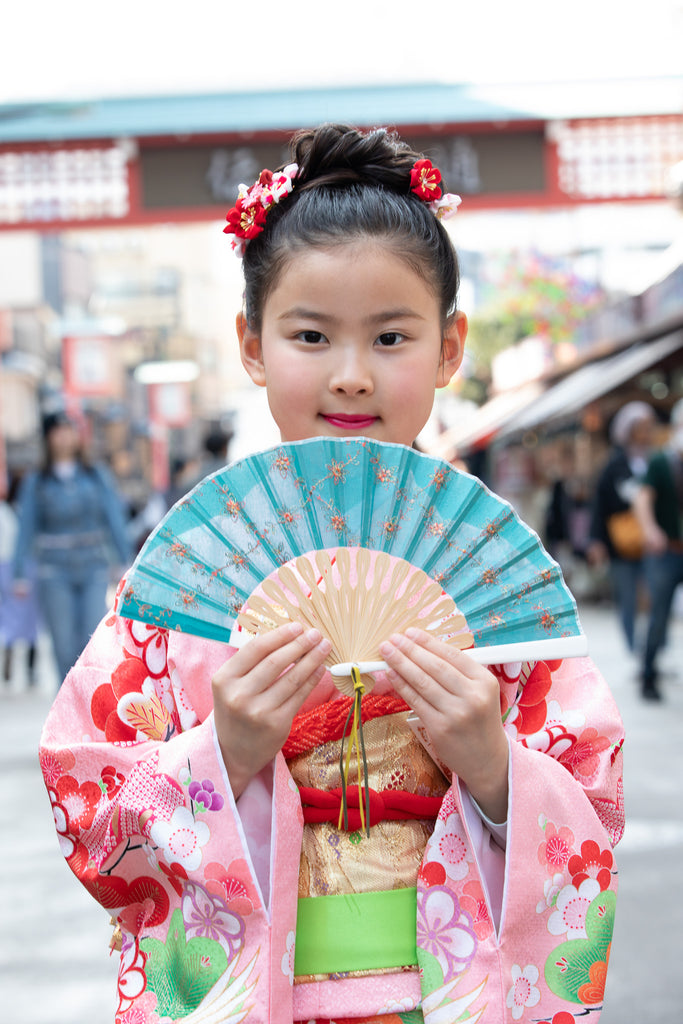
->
[223,154,461,256]
[223,163,299,256]
[410,158,461,221]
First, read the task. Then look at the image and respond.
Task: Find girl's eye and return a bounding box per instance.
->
[376,332,404,347]
[297,330,326,345]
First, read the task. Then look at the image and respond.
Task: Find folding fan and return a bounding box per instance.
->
[118,436,588,679]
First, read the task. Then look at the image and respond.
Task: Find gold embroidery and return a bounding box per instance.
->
[288,711,448,984]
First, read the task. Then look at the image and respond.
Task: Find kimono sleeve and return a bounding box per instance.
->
[37,602,300,1022]
[416,656,624,1023]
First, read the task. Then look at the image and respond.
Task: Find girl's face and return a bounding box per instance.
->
[238,242,466,447]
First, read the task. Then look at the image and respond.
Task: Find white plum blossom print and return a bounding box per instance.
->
[506,963,541,1020]
[379,996,418,1013]
[536,872,565,914]
[426,811,472,882]
[545,698,585,731]
[149,806,209,871]
[547,877,600,939]
[281,930,296,984]
[416,885,477,981]
[182,880,245,960]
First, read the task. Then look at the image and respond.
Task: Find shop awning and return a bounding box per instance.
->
[503,331,683,439]
[432,331,683,458]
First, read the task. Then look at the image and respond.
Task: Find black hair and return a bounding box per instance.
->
[241,124,460,330]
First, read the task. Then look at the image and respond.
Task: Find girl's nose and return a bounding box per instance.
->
[329,351,374,395]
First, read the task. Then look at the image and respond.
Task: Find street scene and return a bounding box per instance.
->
[2,3,683,1022]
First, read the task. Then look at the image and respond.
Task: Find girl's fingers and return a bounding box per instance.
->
[382,629,488,690]
[403,628,489,681]
[227,623,326,692]
[269,637,332,710]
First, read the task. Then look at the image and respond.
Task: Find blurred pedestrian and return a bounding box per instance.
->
[1,473,40,686]
[633,397,683,700]
[201,423,233,476]
[12,410,133,686]
[543,440,593,595]
[588,401,656,656]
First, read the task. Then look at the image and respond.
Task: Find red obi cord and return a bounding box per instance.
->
[299,785,442,831]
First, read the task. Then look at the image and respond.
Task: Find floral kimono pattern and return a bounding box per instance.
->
[40,582,624,1024]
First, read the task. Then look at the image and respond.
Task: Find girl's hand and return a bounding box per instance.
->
[212,622,331,798]
[379,628,509,823]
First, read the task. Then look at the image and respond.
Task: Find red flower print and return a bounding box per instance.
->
[410,158,442,201]
[91,652,149,742]
[418,860,446,887]
[559,727,611,783]
[101,764,126,797]
[568,839,613,891]
[204,858,259,916]
[538,1013,575,1024]
[158,860,189,898]
[513,661,552,734]
[39,745,75,786]
[67,840,91,877]
[54,774,103,833]
[125,620,169,678]
[459,879,493,940]
[538,821,575,871]
[83,874,170,933]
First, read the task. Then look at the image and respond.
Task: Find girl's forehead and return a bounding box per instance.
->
[267,240,439,305]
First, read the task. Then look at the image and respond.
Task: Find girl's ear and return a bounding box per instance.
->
[236,313,267,387]
[436,311,468,388]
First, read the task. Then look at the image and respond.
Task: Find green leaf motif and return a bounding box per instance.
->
[399,1012,424,1023]
[545,890,616,1004]
[416,947,444,999]
[141,909,228,1016]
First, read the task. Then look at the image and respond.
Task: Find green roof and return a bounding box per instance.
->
[0,78,680,144]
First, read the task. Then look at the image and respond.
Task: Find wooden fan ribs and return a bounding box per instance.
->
[237,548,474,695]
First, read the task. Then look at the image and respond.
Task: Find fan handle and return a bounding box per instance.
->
[330,633,588,677]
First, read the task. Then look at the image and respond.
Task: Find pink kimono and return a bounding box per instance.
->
[40,582,624,1024]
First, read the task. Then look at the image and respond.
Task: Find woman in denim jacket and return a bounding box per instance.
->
[12,411,132,685]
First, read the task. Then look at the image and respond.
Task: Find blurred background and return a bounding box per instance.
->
[1,1,682,594]
[1,0,682,1019]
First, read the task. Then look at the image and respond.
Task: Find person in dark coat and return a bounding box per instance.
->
[588,401,656,656]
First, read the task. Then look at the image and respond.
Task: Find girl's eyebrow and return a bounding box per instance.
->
[278,306,425,323]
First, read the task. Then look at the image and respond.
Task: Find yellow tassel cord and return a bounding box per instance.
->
[338,665,371,836]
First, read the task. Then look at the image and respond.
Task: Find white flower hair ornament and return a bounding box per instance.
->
[223,157,461,256]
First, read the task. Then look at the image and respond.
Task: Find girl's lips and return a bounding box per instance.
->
[322,414,378,429]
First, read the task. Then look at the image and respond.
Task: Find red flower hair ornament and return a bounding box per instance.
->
[224,157,460,256]
[410,157,462,220]
[223,163,299,256]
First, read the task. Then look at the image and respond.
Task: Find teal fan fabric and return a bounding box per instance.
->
[118,437,585,659]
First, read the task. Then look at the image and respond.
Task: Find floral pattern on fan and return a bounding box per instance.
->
[118,437,587,663]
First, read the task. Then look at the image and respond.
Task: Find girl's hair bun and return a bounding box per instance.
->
[289,123,419,194]
[241,122,460,330]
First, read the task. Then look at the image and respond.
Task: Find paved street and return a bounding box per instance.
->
[2,600,682,1023]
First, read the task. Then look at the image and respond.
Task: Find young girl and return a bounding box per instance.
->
[40,125,624,1024]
